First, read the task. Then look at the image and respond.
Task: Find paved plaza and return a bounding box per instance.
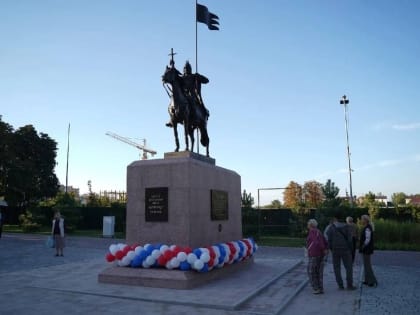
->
[0,233,419,315]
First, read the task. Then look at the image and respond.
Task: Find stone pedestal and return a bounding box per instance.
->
[125,151,242,248]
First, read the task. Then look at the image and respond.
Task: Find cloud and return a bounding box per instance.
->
[392,122,420,131]
[316,153,420,179]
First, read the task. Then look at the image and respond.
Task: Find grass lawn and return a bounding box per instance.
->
[2,225,124,239]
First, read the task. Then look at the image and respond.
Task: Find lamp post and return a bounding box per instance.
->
[340,95,353,207]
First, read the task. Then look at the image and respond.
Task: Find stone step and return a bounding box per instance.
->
[236,261,308,314]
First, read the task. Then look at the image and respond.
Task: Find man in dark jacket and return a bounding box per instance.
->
[327,212,356,290]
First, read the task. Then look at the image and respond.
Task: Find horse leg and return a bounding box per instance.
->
[173,123,179,152]
[189,127,195,153]
[184,121,189,151]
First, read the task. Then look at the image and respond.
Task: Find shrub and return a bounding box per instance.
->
[18,211,41,233]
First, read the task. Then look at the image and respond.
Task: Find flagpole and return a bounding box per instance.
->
[195,0,200,154]
[65,123,70,194]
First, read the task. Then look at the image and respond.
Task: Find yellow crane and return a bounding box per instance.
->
[105,131,157,160]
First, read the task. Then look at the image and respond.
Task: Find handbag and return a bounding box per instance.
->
[46,236,55,248]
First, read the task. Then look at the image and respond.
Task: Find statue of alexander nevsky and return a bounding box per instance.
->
[162,50,210,157]
[166,60,209,127]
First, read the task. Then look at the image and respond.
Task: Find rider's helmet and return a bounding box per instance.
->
[183,61,192,75]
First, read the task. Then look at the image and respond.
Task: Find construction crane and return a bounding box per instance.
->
[106,131,157,160]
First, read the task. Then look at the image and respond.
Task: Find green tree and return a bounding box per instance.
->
[321,179,341,208]
[391,192,406,206]
[0,116,14,198]
[241,189,254,208]
[1,119,59,206]
[362,191,382,219]
[262,199,282,209]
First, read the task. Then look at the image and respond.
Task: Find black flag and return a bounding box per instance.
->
[196,3,219,30]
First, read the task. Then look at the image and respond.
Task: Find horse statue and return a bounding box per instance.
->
[162,62,210,157]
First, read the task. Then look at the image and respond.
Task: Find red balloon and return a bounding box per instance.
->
[122,245,131,255]
[184,247,193,254]
[115,250,125,260]
[163,251,174,261]
[106,253,115,262]
[208,257,215,268]
[157,256,167,266]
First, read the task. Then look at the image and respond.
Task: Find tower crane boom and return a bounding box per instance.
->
[106,131,157,160]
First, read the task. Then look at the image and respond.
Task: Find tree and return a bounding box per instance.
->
[262,199,282,209]
[283,181,303,209]
[391,192,406,206]
[361,191,381,219]
[0,118,59,206]
[241,189,254,208]
[303,180,324,208]
[0,116,14,198]
[322,179,341,208]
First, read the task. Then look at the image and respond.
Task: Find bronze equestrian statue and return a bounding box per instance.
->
[162,53,210,157]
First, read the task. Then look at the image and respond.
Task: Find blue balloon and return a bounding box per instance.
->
[138,251,148,261]
[193,249,202,259]
[179,261,191,271]
[131,255,143,267]
[199,263,209,273]
[238,242,244,251]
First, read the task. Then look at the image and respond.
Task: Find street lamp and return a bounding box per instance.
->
[340,95,353,206]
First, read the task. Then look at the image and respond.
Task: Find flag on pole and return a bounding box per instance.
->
[196,3,219,30]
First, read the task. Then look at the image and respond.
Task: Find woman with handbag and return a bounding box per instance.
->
[359,214,378,287]
[52,211,65,257]
[306,219,329,294]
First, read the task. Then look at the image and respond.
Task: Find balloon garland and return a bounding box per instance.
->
[105,238,258,273]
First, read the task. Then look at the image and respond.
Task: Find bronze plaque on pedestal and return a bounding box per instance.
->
[211,190,228,220]
[145,187,168,222]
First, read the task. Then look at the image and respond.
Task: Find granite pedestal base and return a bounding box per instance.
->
[98,257,253,289]
[125,151,242,248]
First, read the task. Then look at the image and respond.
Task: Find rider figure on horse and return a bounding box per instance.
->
[166,60,209,127]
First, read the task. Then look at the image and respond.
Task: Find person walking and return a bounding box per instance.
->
[346,216,358,264]
[327,212,356,290]
[306,219,329,294]
[52,211,65,257]
[359,214,378,287]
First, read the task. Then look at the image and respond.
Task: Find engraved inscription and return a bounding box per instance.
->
[211,190,228,220]
[145,187,168,222]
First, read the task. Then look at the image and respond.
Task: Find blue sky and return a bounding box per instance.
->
[1,0,419,205]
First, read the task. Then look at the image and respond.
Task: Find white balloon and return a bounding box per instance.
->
[193,259,204,270]
[165,261,173,270]
[200,253,210,263]
[160,245,169,254]
[146,256,155,266]
[199,247,209,254]
[177,252,187,262]
[151,249,161,259]
[143,243,152,251]
[187,253,198,264]
[170,257,180,268]
[121,256,131,266]
[117,243,126,250]
[169,244,177,250]
[127,250,136,260]
[109,244,118,255]
[134,246,144,255]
